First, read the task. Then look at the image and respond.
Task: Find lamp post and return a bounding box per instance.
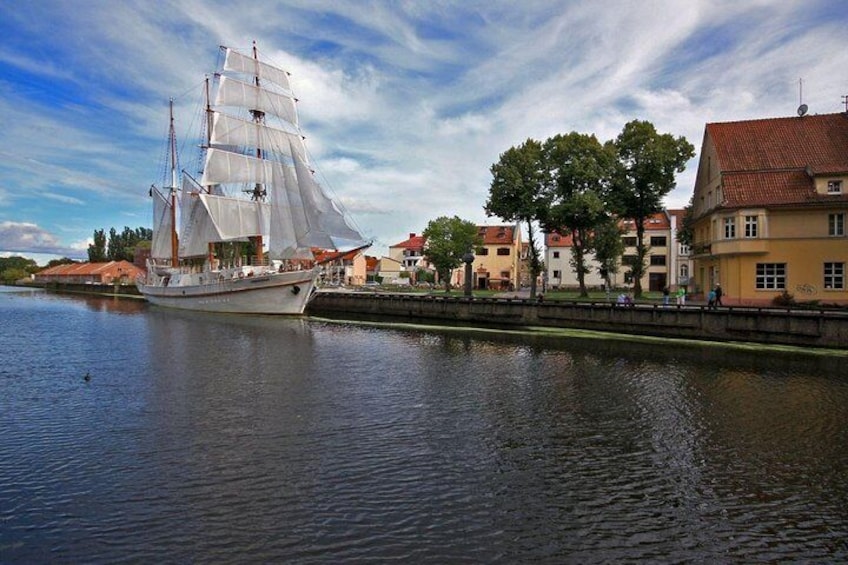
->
[463,251,475,297]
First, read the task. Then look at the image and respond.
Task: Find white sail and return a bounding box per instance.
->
[198,193,268,241]
[178,176,219,257]
[268,159,312,259]
[291,141,366,248]
[216,76,298,127]
[223,47,292,92]
[201,147,276,187]
[151,188,174,260]
[209,111,300,157]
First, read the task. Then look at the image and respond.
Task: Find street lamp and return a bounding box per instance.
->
[463,251,475,297]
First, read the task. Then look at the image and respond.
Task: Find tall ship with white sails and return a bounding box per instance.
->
[138,43,367,314]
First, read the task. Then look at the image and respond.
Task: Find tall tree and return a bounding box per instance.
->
[542,132,615,297]
[422,216,481,292]
[486,139,547,297]
[593,214,625,292]
[610,120,694,297]
[88,229,107,262]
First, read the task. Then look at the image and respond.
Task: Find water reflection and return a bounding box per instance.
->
[2,292,847,563]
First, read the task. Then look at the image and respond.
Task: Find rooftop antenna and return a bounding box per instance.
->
[842,94,848,113]
[797,78,808,117]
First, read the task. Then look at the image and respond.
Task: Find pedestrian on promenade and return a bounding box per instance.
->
[662,286,670,307]
[708,288,716,309]
[676,286,686,306]
[715,284,723,307]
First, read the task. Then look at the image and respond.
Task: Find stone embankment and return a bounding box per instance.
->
[308,291,848,350]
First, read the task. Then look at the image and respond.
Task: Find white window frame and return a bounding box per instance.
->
[829,213,845,236]
[824,262,844,290]
[827,180,843,194]
[756,263,786,290]
[744,215,758,238]
[724,217,736,239]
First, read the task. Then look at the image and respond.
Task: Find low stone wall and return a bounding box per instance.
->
[308,292,848,349]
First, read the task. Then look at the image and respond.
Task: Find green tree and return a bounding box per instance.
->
[593,214,625,291]
[486,138,547,297]
[677,195,695,248]
[542,132,615,297]
[610,120,694,297]
[45,257,78,269]
[0,256,39,283]
[422,216,481,292]
[88,229,107,262]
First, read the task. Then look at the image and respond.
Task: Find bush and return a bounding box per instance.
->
[772,291,795,307]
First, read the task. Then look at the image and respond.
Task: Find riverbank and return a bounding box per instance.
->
[308,290,848,350]
[12,282,847,349]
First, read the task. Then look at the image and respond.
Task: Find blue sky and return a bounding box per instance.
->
[1,0,847,263]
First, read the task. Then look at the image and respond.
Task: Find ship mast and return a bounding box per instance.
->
[168,98,179,267]
[249,40,265,266]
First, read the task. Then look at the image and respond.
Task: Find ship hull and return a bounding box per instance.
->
[137,268,317,315]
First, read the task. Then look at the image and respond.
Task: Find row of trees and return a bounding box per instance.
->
[0,255,77,284]
[485,120,694,298]
[87,227,152,263]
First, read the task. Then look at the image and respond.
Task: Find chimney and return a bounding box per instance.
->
[409,233,416,239]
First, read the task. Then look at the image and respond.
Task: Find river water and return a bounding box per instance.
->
[1,287,847,563]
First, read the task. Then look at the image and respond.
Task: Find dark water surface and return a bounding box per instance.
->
[2,288,847,563]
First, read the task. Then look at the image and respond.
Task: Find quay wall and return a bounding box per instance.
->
[308,292,848,350]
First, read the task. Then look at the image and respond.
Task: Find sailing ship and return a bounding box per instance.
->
[137,43,367,314]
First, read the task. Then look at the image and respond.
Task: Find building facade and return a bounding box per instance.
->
[690,112,848,306]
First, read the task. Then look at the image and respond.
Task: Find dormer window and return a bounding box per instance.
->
[828,180,843,194]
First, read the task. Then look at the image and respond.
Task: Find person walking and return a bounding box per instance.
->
[676,286,686,306]
[708,288,717,309]
[715,283,723,307]
[662,286,670,307]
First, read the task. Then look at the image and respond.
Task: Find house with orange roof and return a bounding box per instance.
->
[34,261,144,285]
[452,224,523,290]
[690,112,848,305]
[313,248,367,286]
[388,232,431,284]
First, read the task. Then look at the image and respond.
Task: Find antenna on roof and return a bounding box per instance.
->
[842,94,848,113]
[797,78,808,117]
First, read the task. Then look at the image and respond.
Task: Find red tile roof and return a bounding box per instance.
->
[390,233,426,249]
[477,225,516,245]
[707,113,848,174]
[706,112,848,208]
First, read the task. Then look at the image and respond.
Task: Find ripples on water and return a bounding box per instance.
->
[1,288,847,563]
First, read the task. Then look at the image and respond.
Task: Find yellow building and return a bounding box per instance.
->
[690,112,848,306]
[452,224,523,290]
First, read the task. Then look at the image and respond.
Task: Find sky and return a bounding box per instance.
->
[1,0,847,264]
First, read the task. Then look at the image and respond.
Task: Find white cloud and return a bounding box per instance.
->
[0,0,846,258]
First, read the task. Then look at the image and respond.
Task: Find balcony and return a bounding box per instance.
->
[706,238,770,256]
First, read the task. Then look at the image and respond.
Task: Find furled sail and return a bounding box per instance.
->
[151,188,174,260]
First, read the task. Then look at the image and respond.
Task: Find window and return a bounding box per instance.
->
[552,270,561,279]
[497,248,510,256]
[679,264,689,279]
[650,255,666,266]
[552,251,560,259]
[824,263,844,290]
[829,213,845,236]
[828,180,843,194]
[756,263,786,290]
[622,237,637,247]
[650,236,667,246]
[476,247,488,256]
[744,215,758,238]
[679,243,690,256]
[724,217,736,239]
